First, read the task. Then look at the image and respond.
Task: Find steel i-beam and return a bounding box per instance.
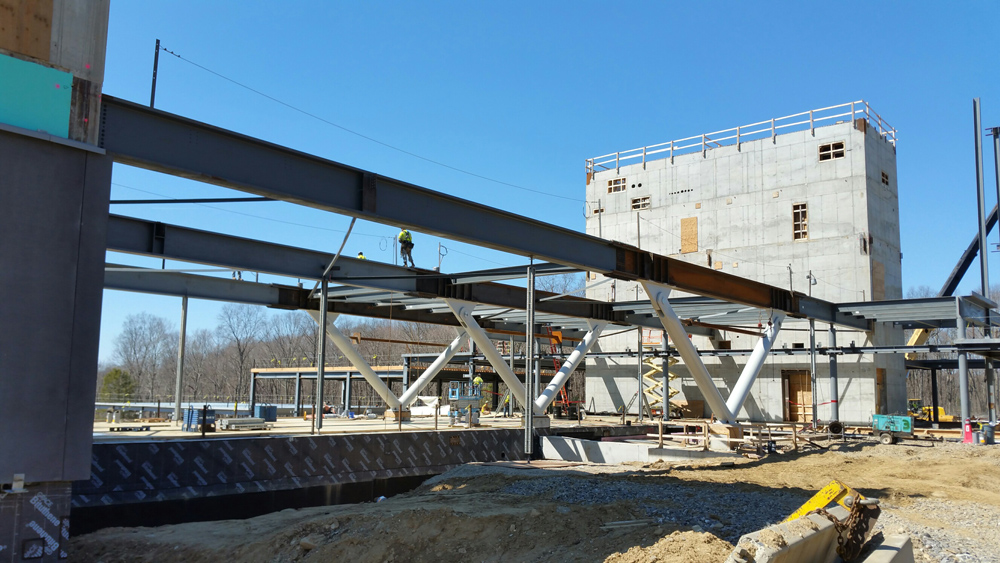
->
[725,313,785,418]
[534,321,606,415]
[307,311,402,410]
[642,281,736,423]
[445,299,528,407]
[397,330,467,409]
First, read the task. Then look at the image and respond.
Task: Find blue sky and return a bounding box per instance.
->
[99,1,1000,362]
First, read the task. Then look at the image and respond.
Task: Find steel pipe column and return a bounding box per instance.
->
[173,295,188,424]
[959,351,970,423]
[445,299,528,407]
[725,313,785,418]
[642,282,735,423]
[307,311,402,410]
[829,325,839,421]
[534,321,606,414]
[397,330,468,408]
[314,280,329,428]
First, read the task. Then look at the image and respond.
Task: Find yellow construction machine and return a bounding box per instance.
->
[784,480,881,561]
[907,398,957,422]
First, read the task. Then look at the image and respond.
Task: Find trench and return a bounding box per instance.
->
[70,473,433,536]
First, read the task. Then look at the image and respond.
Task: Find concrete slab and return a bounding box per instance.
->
[861,535,914,563]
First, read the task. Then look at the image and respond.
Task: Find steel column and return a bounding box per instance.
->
[344,372,352,412]
[309,311,402,410]
[294,372,301,416]
[959,351,970,423]
[248,372,256,416]
[642,281,735,423]
[974,99,990,303]
[535,322,605,414]
[525,265,535,454]
[314,280,328,428]
[397,331,468,408]
[930,368,940,424]
[725,314,785,418]
[809,319,817,426]
[173,295,188,424]
[829,325,839,421]
[445,299,527,407]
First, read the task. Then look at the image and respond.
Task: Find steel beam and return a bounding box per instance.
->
[445,299,528,408]
[307,312,401,409]
[98,96,867,330]
[534,321,605,414]
[725,313,785,418]
[642,281,735,423]
[397,330,467,409]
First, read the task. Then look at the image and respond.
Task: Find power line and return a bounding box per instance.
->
[159,46,583,203]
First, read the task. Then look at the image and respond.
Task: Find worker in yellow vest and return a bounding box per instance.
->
[398,228,415,268]
[357,251,367,260]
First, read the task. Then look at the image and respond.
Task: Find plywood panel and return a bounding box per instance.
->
[0,0,53,61]
[681,217,698,253]
[782,370,812,422]
[872,260,885,301]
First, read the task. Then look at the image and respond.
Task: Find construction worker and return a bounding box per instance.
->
[397,228,415,268]
[357,251,367,260]
[472,375,484,393]
[503,394,511,417]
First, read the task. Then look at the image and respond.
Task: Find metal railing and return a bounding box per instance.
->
[586,101,896,175]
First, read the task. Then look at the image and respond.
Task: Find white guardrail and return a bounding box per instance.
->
[586,100,896,175]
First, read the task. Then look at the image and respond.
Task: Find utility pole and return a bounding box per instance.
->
[150,39,160,108]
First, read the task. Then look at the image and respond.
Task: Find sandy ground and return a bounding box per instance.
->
[72,440,1000,562]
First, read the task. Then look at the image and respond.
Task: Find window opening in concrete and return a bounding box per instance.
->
[631,196,650,210]
[782,370,813,422]
[680,217,698,253]
[881,171,889,186]
[792,203,808,240]
[607,177,627,193]
[592,206,605,215]
[876,368,887,414]
[818,141,845,161]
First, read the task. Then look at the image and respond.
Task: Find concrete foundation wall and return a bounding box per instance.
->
[585,119,904,422]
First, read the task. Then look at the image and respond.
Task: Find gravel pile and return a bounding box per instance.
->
[876,498,1000,563]
[501,475,804,544]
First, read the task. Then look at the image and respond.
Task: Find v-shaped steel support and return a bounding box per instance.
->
[641,281,736,423]
[308,311,401,409]
[397,329,467,409]
[726,313,784,417]
[445,299,528,408]
[534,321,605,415]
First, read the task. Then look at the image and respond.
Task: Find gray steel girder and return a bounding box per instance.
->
[99,96,868,331]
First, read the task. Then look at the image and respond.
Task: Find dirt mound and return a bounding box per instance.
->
[604,531,734,563]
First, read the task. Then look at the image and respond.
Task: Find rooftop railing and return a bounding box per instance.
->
[586,100,896,175]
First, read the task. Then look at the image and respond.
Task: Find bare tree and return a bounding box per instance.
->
[216,304,266,403]
[113,312,174,399]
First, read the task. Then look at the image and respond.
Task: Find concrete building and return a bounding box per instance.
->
[584,103,905,425]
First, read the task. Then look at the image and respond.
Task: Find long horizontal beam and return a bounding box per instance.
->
[106,214,640,326]
[99,96,868,331]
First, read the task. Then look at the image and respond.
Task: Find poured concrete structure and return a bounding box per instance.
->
[585,110,905,424]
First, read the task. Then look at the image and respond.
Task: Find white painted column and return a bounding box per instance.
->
[397,330,467,408]
[641,281,736,423]
[307,311,401,409]
[534,321,606,415]
[445,299,527,407]
[725,313,785,418]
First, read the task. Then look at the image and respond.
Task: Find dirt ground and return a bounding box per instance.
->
[72,440,1000,562]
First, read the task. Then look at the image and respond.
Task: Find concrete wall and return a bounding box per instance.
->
[585,120,904,424]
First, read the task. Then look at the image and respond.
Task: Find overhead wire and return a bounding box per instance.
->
[158,46,583,203]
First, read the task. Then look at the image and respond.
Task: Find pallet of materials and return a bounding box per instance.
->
[108,426,151,432]
[182,408,216,432]
[217,417,271,431]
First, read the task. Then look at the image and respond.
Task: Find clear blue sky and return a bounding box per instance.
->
[99,1,1000,362]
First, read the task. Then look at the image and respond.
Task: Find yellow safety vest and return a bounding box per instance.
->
[398,230,412,244]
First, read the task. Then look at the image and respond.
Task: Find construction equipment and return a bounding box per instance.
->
[784,480,881,562]
[907,398,956,422]
[871,414,914,445]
